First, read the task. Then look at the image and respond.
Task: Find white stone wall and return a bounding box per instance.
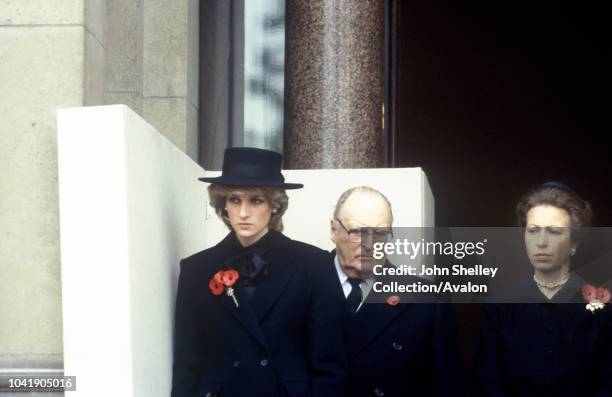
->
[58,105,206,397]
[202,168,435,251]
[0,2,199,394]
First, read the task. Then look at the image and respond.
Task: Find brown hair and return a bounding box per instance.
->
[516,185,593,232]
[208,184,288,232]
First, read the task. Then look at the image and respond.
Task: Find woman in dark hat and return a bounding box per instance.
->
[472,182,612,396]
[171,147,347,397]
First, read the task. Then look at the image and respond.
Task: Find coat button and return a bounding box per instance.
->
[260,359,269,367]
[392,342,403,351]
[233,360,240,367]
[374,388,385,396]
[205,392,216,397]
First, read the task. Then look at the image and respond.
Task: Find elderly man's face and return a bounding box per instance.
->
[331,192,392,279]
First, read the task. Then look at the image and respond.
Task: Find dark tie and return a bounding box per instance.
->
[346,278,363,315]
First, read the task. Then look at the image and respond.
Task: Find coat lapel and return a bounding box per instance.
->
[250,232,297,321]
[338,259,413,358]
[217,284,270,351]
[345,301,410,359]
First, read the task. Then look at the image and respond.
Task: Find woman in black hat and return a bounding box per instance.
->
[171,148,347,397]
[472,182,612,396]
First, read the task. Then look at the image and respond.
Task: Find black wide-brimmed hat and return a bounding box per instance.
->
[198,147,303,189]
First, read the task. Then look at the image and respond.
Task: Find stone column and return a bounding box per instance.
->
[142,0,199,161]
[284,0,385,169]
[104,0,199,162]
[0,0,105,377]
[105,0,144,114]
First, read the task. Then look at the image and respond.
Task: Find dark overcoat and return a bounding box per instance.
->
[331,257,464,397]
[472,274,612,396]
[171,231,347,397]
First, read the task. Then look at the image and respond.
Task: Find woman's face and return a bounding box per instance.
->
[226,190,272,246]
[524,205,574,274]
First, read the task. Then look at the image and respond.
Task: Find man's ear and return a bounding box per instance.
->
[330,219,337,243]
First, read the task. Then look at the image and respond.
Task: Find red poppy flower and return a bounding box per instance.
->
[213,271,224,284]
[223,269,239,287]
[209,278,224,296]
[386,295,400,306]
[596,287,611,304]
[582,284,597,302]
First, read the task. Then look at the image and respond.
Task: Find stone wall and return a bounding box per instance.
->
[105,0,199,159]
[0,2,199,390]
[0,0,106,375]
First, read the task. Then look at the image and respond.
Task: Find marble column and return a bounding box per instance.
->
[284,0,385,169]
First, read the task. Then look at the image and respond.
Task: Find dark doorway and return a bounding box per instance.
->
[394,1,611,227]
[393,1,611,390]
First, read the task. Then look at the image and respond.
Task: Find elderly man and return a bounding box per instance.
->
[330,186,464,397]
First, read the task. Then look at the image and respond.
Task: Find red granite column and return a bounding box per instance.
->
[284,0,385,169]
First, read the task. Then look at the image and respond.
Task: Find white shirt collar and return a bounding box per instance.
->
[334,255,348,284]
[333,254,374,305]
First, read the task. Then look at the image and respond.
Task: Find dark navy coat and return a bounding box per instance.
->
[472,274,612,396]
[331,258,464,397]
[171,231,347,397]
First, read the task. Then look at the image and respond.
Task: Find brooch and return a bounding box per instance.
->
[209,269,240,307]
[582,284,610,312]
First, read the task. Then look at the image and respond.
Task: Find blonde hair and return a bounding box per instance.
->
[208,184,288,232]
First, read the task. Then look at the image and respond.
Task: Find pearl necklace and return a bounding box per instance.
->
[533,274,569,289]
